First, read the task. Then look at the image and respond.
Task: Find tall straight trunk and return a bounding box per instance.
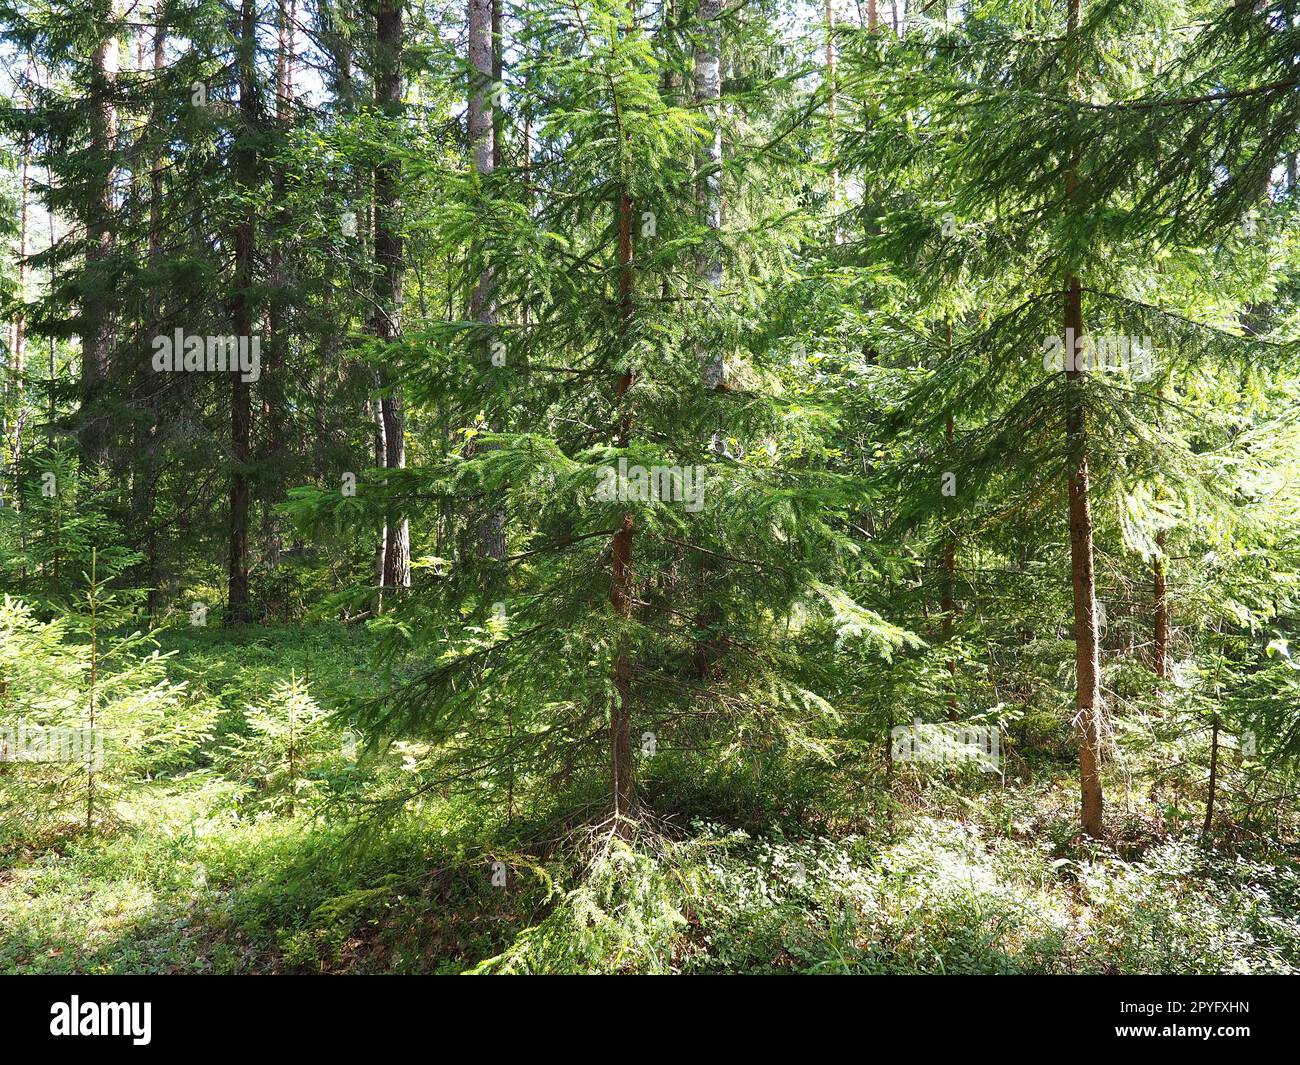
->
[1202,713,1220,842]
[1153,527,1170,680]
[492,0,504,172]
[468,0,494,199]
[687,0,725,677]
[608,4,639,832]
[371,386,388,611]
[867,0,877,30]
[1062,0,1102,838]
[228,0,258,624]
[135,6,166,620]
[262,0,296,574]
[82,8,120,464]
[942,338,957,721]
[825,0,838,244]
[276,0,295,122]
[694,0,724,388]
[7,78,30,482]
[610,185,636,831]
[468,0,506,559]
[1064,274,1103,837]
[1152,375,1171,684]
[941,525,956,711]
[374,0,410,592]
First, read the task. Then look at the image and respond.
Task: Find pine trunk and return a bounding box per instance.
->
[1063,0,1102,839]
[1153,527,1170,680]
[7,79,30,484]
[375,0,410,593]
[1065,273,1103,837]
[1202,714,1220,842]
[227,0,257,624]
[695,0,724,388]
[468,0,506,560]
[609,74,638,830]
[82,8,119,465]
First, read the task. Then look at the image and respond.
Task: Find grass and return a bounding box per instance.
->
[3,621,1299,975]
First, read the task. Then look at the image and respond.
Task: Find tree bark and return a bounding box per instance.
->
[1062,0,1102,839]
[941,320,956,720]
[82,6,120,465]
[1202,714,1220,842]
[468,0,506,559]
[694,0,724,388]
[492,0,504,172]
[371,387,388,612]
[227,0,258,624]
[609,4,638,828]
[1153,527,1170,680]
[825,0,839,244]
[1064,273,1103,838]
[135,5,166,620]
[261,0,297,575]
[374,0,410,593]
[941,535,957,721]
[7,70,30,486]
[610,197,636,831]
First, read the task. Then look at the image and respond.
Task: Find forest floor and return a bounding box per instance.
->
[3,623,1299,975]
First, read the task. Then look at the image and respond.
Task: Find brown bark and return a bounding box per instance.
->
[826,0,838,244]
[227,0,258,624]
[694,0,724,388]
[609,131,637,831]
[7,73,30,481]
[1153,527,1170,680]
[609,198,637,828]
[261,0,296,574]
[492,0,504,172]
[82,8,120,464]
[1065,274,1103,837]
[1202,714,1220,842]
[1062,0,1103,839]
[374,0,410,592]
[941,320,956,720]
[371,388,388,612]
[136,6,166,620]
[468,0,506,560]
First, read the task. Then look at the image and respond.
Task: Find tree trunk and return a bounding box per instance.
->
[941,529,957,720]
[7,74,30,485]
[262,0,297,574]
[371,388,387,612]
[374,0,410,593]
[1153,527,1170,680]
[135,9,166,620]
[609,191,637,829]
[227,0,258,624]
[609,8,638,827]
[1062,0,1102,839]
[694,0,724,388]
[82,7,120,465]
[468,0,506,560]
[492,0,504,172]
[1202,714,1220,842]
[825,0,839,244]
[1065,273,1103,838]
[941,320,956,720]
